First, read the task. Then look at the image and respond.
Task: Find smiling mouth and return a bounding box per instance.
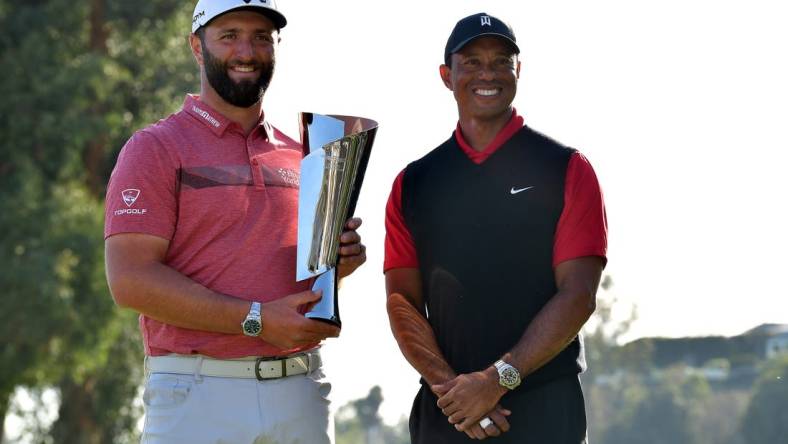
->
[231,64,257,73]
[474,88,501,97]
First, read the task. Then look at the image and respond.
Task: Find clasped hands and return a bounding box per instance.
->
[432,367,511,440]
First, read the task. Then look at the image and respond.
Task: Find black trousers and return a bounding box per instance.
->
[409,375,587,444]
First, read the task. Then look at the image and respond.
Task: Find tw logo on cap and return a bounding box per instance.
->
[122,189,141,207]
[481,15,492,26]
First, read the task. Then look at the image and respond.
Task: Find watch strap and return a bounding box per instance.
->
[249,301,261,317]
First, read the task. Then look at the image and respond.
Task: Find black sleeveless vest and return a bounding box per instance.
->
[401,125,583,387]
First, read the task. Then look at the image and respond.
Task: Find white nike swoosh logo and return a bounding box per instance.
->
[510,186,534,195]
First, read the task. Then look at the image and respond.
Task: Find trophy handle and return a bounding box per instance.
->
[305,268,341,327]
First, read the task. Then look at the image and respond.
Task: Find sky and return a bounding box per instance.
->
[10,1,786,435]
[259,0,788,424]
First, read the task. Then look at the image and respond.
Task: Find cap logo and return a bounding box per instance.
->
[193,10,205,24]
[122,189,140,207]
[481,15,492,26]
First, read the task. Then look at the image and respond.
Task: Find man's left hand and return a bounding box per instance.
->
[337,217,366,279]
[432,367,507,432]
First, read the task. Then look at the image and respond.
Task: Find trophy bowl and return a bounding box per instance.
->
[296,113,378,326]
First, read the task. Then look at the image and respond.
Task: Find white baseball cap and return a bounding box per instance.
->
[191,0,287,33]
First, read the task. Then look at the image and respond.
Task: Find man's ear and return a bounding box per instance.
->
[516,59,521,79]
[189,33,204,66]
[439,64,453,91]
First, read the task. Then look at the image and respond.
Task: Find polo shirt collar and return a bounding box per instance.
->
[454,108,525,165]
[183,95,268,139]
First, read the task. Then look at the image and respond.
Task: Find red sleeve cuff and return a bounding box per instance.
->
[384,169,420,272]
[553,152,608,268]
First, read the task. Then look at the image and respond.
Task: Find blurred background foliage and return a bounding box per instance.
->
[581,278,788,444]
[1,1,787,443]
[0,1,194,442]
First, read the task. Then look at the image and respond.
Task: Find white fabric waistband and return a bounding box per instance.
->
[145,350,321,380]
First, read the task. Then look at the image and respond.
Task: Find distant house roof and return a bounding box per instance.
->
[619,323,788,369]
[742,323,788,336]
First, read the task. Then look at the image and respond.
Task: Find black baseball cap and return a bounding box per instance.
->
[444,12,519,65]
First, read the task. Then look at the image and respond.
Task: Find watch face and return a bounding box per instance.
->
[501,367,520,388]
[243,319,261,335]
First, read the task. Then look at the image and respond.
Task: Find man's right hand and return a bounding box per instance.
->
[258,290,340,349]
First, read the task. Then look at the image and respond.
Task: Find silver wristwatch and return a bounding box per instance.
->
[241,302,262,337]
[494,359,522,390]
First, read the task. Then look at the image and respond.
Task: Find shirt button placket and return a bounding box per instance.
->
[249,139,265,190]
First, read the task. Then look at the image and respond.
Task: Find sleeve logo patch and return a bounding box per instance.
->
[115,189,146,216]
[122,189,141,206]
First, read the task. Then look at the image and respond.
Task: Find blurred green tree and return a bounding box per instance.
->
[601,366,710,444]
[741,355,788,444]
[0,0,196,441]
[335,386,409,444]
[583,274,654,441]
[582,275,651,380]
[695,389,748,444]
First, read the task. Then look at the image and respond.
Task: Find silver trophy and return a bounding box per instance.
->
[296,113,378,326]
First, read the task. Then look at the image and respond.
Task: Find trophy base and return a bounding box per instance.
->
[305,269,341,327]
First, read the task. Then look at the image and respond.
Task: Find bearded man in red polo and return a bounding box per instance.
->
[104,1,366,442]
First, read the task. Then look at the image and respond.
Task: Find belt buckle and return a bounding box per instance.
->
[254,356,287,381]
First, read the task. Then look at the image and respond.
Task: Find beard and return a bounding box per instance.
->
[202,45,275,108]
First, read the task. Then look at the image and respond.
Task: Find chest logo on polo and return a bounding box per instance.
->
[510,186,534,195]
[260,165,299,189]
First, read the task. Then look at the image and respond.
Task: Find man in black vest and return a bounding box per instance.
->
[384,12,608,443]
